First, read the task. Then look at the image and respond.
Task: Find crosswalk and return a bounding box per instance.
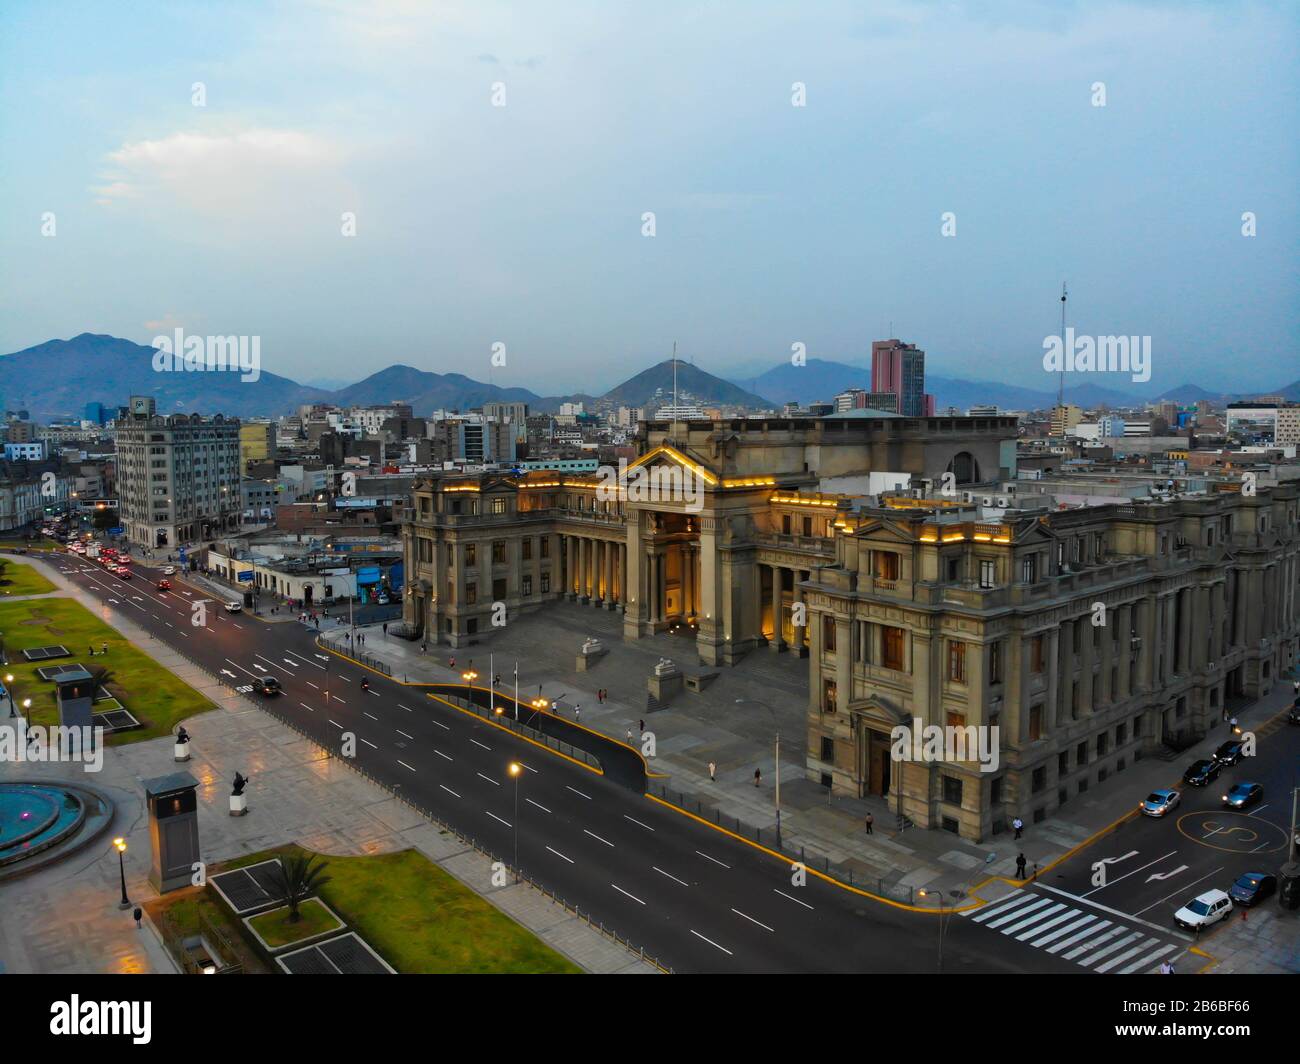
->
[963,887,1190,974]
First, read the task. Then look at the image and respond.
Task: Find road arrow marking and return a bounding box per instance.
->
[1145,865,1189,883]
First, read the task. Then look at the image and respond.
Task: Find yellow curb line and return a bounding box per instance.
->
[644,793,978,914]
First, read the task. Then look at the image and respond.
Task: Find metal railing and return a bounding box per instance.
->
[647,782,918,905]
[433,690,603,772]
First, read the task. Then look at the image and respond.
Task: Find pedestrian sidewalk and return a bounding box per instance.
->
[341,603,1299,938]
[0,558,657,974]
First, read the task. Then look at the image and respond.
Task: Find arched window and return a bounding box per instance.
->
[946,451,981,485]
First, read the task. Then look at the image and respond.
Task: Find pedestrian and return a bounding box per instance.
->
[420,641,427,653]
[383,622,388,637]
[1159,960,1175,975]
[89,645,95,657]
[133,906,142,929]
[626,727,633,742]
[708,761,716,781]
[1015,852,1027,878]
[638,718,645,735]
[1012,816,1024,840]
[450,656,456,669]
[754,767,761,787]
[101,642,108,655]
[574,705,580,721]
[865,812,874,835]
[1229,716,1238,733]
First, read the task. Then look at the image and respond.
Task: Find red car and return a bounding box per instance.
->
[156,579,172,592]
[115,566,132,579]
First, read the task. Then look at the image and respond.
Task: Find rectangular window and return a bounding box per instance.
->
[466,583,477,605]
[782,514,791,535]
[882,626,905,671]
[491,496,507,515]
[464,544,476,567]
[947,640,966,683]
[522,538,532,561]
[492,578,507,600]
[492,541,506,564]
[1020,555,1037,584]
[979,559,995,588]
[942,776,963,805]
[822,678,837,714]
[820,736,834,763]
[540,572,550,593]
[1029,704,1043,741]
[1031,633,1045,673]
[989,641,1003,684]
[873,551,900,581]
[540,538,550,558]
[522,574,532,597]
[802,515,812,537]
[822,617,836,652]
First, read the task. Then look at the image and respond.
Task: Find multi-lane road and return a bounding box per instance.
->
[27,546,1294,973]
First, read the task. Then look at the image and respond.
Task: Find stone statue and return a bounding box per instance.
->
[232,772,248,797]
[176,726,190,744]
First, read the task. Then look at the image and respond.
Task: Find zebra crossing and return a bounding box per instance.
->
[963,887,1190,974]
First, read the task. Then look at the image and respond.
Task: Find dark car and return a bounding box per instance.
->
[1183,758,1221,787]
[1222,782,1263,809]
[253,676,282,696]
[1213,739,1245,766]
[1228,872,1276,907]
[1289,699,1300,725]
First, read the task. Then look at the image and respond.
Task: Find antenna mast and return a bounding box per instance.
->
[672,340,678,413]
[1057,282,1067,434]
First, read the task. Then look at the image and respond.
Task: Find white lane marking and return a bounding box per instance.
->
[397,760,416,773]
[546,846,573,863]
[337,674,351,683]
[731,908,775,932]
[486,811,512,828]
[623,815,654,832]
[224,658,259,679]
[525,798,551,813]
[774,888,813,910]
[367,689,381,698]
[256,654,288,671]
[583,829,613,847]
[1082,850,1178,896]
[363,712,378,721]
[285,650,323,670]
[307,681,319,690]
[519,762,537,773]
[397,703,415,713]
[612,883,645,905]
[440,784,460,798]
[566,785,591,800]
[477,772,499,786]
[654,867,689,887]
[328,719,343,729]
[1134,866,1225,917]
[696,850,730,869]
[360,738,378,749]
[434,749,453,761]
[689,929,733,956]
[231,622,242,630]
[431,719,449,730]
[470,738,491,751]
[396,729,414,739]
[332,697,347,705]
[298,702,315,713]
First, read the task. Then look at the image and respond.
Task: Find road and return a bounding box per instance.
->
[31,547,1124,973]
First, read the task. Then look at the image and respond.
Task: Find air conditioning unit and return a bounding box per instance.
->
[961,491,975,503]
[996,496,1010,507]
[981,496,994,506]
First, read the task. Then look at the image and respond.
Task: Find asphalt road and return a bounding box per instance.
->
[34,547,1090,973]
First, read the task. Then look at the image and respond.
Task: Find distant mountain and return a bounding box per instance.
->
[0,333,330,420]
[604,359,771,409]
[329,365,548,414]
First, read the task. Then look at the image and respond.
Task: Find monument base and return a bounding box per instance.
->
[229,794,248,816]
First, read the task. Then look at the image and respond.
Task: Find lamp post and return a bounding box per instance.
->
[114,837,131,909]
[917,889,961,972]
[4,673,14,717]
[509,761,522,882]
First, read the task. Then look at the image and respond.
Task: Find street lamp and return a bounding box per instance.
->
[114,837,131,909]
[4,673,14,717]
[509,762,522,881]
[917,889,961,972]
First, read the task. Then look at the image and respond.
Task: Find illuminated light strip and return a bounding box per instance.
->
[443,484,481,493]
[722,477,776,488]
[769,493,840,508]
[624,445,719,486]
[942,533,966,542]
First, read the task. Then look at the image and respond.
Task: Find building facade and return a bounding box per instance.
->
[803,484,1300,840]
[114,396,241,548]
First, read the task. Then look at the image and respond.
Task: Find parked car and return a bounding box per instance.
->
[156,580,172,592]
[224,601,243,613]
[161,565,177,576]
[1213,739,1245,766]
[1227,872,1276,907]
[1222,782,1263,809]
[1182,758,1221,787]
[1174,888,1233,931]
[1140,789,1181,818]
[253,675,282,696]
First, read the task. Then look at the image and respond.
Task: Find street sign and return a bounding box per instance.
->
[108,526,124,534]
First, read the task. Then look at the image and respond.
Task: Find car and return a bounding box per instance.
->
[1222,782,1263,809]
[1213,739,1245,765]
[1228,872,1276,907]
[114,566,132,579]
[161,566,177,576]
[1140,789,1181,817]
[1174,888,1233,931]
[1182,758,1221,787]
[156,580,171,592]
[253,675,282,696]
[1289,698,1300,724]
[224,601,243,613]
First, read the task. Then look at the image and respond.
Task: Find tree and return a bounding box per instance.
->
[90,666,116,699]
[92,508,119,531]
[267,853,331,923]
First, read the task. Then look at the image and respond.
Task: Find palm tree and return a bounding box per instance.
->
[90,666,116,701]
[267,853,331,923]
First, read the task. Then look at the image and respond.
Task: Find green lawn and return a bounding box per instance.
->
[145,889,271,974]
[0,597,215,742]
[0,559,56,597]
[223,845,582,974]
[248,898,342,948]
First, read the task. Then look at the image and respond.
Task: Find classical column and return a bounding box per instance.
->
[792,570,807,649]
[604,540,614,607]
[770,565,785,651]
[592,540,603,603]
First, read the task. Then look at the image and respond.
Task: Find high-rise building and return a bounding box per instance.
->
[114,395,241,548]
[239,421,276,466]
[870,339,932,417]
[84,402,106,426]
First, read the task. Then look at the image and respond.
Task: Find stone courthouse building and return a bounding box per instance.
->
[402,412,1299,841]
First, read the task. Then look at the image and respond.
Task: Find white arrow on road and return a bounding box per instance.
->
[1099,850,1139,866]
[220,669,238,679]
[1146,865,1189,882]
[253,663,267,671]
[314,654,330,662]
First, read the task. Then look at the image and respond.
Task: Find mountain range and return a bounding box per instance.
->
[1,334,1295,423]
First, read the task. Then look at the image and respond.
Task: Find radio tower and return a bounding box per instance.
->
[672,340,678,413]
[1057,282,1068,436]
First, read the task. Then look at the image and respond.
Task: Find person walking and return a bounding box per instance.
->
[383,622,388,637]
[101,642,108,655]
[1015,852,1027,879]
[638,718,645,735]
[1012,816,1024,840]
[574,705,580,721]
[865,812,874,835]
[1159,960,1175,974]
[626,727,633,743]
[708,761,716,781]
[754,767,762,788]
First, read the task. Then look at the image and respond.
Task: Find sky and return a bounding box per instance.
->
[1,0,1296,397]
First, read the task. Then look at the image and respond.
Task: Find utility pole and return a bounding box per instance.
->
[1056,282,1068,436]
[1290,785,1298,864]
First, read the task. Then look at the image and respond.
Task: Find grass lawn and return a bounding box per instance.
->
[145,889,271,974]
[248,898,342,948]
[0,597,215,742]
[223,845,582,974]
[0,559,56,597]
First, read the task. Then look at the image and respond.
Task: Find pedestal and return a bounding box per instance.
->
[173,742,190,763]
[229,794,248,816]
